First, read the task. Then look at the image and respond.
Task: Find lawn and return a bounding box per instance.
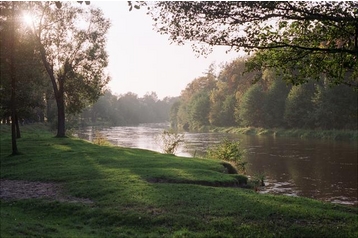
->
[1,124,357,237]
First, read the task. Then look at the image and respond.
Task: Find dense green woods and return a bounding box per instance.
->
[148,1,358,132]
[170,58,358,132]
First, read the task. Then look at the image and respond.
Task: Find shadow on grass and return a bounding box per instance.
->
[1,131,357,237]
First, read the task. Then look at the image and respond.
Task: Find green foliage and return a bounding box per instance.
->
[251,172,266,188]
[313,84,358,130]
[156,130,184,154]
[188,92,211,130]
[0,2,112,137]
[284,83,316,129]
[220,95,237,126]
[263,80,291,128]
[149,1,358,88]
[207,139,246,173]
[170,57,357,133]
[238,84,265,127]
[209,88,237,127]
[0,2,49,123]
[169,101,181,128]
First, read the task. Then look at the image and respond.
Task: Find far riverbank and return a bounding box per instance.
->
[208,126,358,141]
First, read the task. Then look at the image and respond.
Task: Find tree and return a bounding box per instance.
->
[9,2,18,154]
[117,92,141,125]
[238,84,265,127]
[263,79,291,128]
[188,91,211,130]
[26,2,110,137]
[147,1,358,88]
[209,81,228,126]
[220,95,237,127]
[176,102,190,131]
[313,84,358,130]
[169,100,181,128]
[284,83,316,129]
[140,92,159,123]
[1,2,55,154]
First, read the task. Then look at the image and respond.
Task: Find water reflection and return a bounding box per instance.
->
[76,123,358,206]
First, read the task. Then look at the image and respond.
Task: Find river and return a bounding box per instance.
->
[75,123,358,206]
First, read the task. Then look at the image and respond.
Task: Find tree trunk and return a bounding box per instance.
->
[15,113,21,139]
[10,2,18,155]
[56,94,66,137]
[35,34,67,137]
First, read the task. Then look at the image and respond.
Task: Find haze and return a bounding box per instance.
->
[92,1,243,99]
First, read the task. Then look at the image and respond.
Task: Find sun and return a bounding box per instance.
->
[22,12,33,26]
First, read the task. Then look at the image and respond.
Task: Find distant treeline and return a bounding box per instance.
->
[79,91,179,126]
[170,59,358,131]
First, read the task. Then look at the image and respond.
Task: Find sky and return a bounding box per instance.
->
[91,1,244,99]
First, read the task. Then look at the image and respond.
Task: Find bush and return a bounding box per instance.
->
[93,131,111,146]
[207,139,246,173]
[156,130,184,155]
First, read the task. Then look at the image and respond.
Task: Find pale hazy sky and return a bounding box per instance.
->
[92,1,243,99]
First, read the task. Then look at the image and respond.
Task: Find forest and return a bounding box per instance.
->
[79,91,178,126]
[170,59,358,132]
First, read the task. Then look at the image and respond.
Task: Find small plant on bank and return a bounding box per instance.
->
[156,130,184,155]
[93,131,111,146]
[251,172,266,191]
[207,139,246,173]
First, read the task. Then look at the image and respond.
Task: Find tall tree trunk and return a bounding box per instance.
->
[10,2,18,155]
[15,113,21,139]
[55,76,66,137]
[35,34,67,137]
[56,93,66,137]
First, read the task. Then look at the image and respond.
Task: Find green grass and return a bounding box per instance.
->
[1,124,357,237]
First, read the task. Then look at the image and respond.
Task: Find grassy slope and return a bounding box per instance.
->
[1,124,357,238]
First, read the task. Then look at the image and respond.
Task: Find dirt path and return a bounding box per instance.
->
[0,179,93,204]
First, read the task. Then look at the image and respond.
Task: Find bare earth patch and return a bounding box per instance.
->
[0,179,93,204]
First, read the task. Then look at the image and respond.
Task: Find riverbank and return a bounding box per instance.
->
[209,126,358,141]
[1,124,357,237]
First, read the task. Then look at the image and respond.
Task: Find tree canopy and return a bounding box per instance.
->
[1,1,110,144]
[26,2,111,136]
[147,1,358,88]
[170,58,357,131]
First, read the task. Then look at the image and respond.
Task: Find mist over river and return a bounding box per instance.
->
[76,123,358,206]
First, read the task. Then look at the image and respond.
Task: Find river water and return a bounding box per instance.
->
[76,123,358,206]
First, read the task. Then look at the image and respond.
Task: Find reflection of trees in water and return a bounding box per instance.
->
[238,135,357,205]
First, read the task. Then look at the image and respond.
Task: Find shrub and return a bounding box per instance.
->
[156,130,184,155]
[93,131,111,146]
[207,139,246,173]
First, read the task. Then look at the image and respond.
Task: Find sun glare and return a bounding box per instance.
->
[22,13,33,26]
